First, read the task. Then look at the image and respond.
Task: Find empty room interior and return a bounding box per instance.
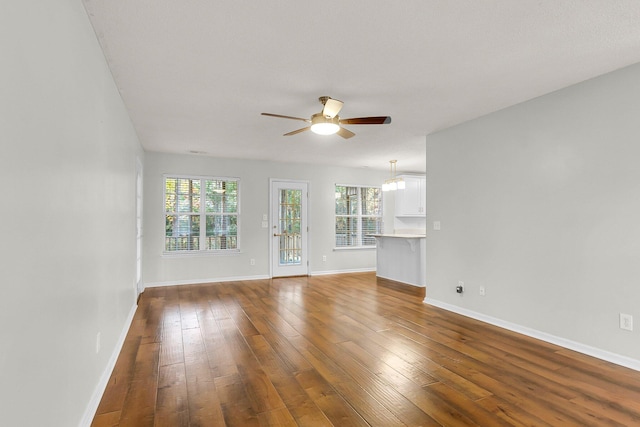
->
[3,1,640,426]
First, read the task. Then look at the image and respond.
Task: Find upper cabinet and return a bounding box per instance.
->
[395,175,426,217]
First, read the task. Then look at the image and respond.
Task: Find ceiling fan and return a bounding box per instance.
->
[261,96,391,139]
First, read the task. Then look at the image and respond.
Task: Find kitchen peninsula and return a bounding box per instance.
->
[372,233,426,288]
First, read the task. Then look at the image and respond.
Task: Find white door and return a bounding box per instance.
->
[271,180,308,277]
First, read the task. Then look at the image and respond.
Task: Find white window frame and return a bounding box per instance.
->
[163,174,240,255]
[334,184,383,249]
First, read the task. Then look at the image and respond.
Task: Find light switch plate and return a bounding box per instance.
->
[433,221,441,230]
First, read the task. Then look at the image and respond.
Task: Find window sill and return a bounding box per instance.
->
[162,250,241,258]
[333,246,377,251]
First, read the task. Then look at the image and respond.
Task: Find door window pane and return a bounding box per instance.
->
[279,189,302,265]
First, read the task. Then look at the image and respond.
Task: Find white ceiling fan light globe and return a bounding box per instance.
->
[311,122,340,135]
[310,113,340,135]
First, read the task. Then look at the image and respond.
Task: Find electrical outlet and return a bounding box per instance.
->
[433,221,441,230]
[479,286,485,296]
[620,313,633,331]
[456,281,464,293]
[322,255,327,262]
[250,258,255,266]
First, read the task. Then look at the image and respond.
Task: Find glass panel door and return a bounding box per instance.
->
[271,180,308,277]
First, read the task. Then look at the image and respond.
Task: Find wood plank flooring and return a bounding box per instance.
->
[91,272,640,426]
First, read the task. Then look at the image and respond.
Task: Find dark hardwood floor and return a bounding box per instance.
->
[91,272,640,426]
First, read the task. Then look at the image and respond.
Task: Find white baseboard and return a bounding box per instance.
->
[424,298,640,372]
[145,270,375,287]
[144,274,271,288]
[375,273,425,288]
[79,302,137,427]
[310,267,375,276]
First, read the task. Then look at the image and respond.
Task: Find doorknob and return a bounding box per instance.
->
[273,233,283,237]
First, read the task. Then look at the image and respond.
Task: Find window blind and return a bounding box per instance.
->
[335,185,382,247]
[165,176,239,252]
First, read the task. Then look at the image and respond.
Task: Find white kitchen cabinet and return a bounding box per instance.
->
[395,175,426,217]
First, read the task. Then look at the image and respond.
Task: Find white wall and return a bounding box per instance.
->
[143,153,391,286]
[0,1,142,425]
[426,62,640,363]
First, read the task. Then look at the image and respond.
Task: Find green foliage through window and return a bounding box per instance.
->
[165,176,239,252]
[335,185,382,247]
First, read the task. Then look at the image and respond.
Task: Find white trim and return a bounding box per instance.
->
[135,158,144,296]
[146,270,377,286]
[146,270,376,284]
[79,303,137,427]
[335,182,383,189]
[333,246,377,251]
[424,298,640,372]
[144,274,271,288]
[376,273,425,288]
[163,175,241,253]
[162,173,242,182]
[161,249,241,258]
[335,184,383,249]
[310,267,376,276]
[269,179,310,278]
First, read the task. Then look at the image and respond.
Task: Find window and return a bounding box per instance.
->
[164,176,239,253]
[335,185,383,248]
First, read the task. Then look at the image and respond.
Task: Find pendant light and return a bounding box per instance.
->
[382,160,405,191]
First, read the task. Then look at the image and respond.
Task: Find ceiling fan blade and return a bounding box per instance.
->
[340,116,392,125]
[261,113,310,122]
[322,98,343,118]
[284,126,311,136]
[337,127,355,139]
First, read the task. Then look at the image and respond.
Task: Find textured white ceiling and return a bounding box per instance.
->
[82,0,640,173]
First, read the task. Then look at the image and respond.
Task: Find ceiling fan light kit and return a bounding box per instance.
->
[310,113,340,135]
[261,96,391,139]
